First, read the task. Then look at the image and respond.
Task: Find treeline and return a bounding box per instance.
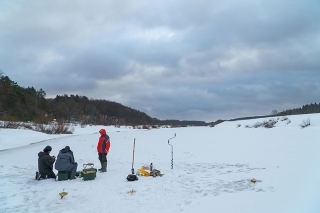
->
[229,115,271,121]
[276,103,320,116]
[46,94,157,125]
[0,73,156,125]
[160,120,209,126]
[229,103,320,121]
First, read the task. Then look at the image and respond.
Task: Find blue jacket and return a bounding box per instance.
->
[55,148,76,171]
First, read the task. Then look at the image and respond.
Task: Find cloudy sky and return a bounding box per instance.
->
[0,0,319,122]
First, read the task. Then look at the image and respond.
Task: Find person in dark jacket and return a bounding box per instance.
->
[97,129,110,172]
[55,146,78,179]
[38,145,56,179]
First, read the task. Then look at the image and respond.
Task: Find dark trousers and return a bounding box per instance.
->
[68,163,78,178]
[40,171,56,179]
[98,153,107,163]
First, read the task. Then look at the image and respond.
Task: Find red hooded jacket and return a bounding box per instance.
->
[97,129,110,154]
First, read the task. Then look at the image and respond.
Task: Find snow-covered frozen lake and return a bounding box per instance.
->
[1,113,319,213]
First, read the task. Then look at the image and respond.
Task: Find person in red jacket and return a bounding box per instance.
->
[97,129,110,172]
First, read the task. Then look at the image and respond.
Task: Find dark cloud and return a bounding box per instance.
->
[0,0,319,121]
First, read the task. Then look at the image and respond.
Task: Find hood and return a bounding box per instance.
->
[38,151,47,157]
[99,129,106,135]
[60,148,70,153]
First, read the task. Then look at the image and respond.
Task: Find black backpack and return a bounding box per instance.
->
[126,174,138,181]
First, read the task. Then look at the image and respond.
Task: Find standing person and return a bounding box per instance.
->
[37,145,56,179]
[97,129,110,172]
[55,146,78,180]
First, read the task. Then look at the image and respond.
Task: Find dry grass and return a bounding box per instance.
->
[300,118,310,128]
[210,119,225,127]
[0,120,74,134]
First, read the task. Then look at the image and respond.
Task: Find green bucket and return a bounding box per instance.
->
[58,171,70,181]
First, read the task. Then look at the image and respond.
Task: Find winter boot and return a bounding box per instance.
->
[101,162,107,172]
[98,162,103,171]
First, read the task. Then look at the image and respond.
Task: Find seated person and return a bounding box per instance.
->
[38,145,56,179]
[55,146,78,180]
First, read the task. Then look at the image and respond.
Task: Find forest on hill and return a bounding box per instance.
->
[1,72,319,126]
[0,73,209,126]
[0,73,156,125]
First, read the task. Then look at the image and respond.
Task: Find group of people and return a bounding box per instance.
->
[37,128,111,180]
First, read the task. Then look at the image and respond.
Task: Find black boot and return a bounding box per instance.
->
[101,162,107,172]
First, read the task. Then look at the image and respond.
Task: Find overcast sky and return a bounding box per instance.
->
[0,0,319,122]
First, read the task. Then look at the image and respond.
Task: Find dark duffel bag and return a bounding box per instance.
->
[126,174,138,181]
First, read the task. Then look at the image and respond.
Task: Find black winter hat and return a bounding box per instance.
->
[65,146,70,150]
[43,145,52,152]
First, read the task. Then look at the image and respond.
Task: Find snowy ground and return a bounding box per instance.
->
[0,114,320,213]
